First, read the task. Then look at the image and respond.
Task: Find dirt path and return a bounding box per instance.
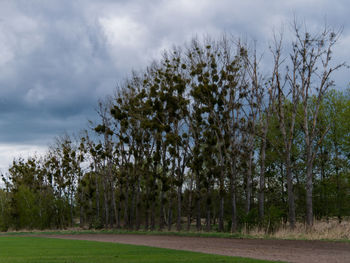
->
[43,234,350,263]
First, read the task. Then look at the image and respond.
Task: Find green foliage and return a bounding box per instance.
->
[12,185,38,229]
[241,209,259,230]
[0,190,10,232]
[264,206,284,233]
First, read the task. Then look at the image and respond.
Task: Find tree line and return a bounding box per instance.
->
[1,23,349,232]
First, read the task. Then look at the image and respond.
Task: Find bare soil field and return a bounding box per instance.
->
[43,234,350,263]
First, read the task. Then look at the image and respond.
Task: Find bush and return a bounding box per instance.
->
[264,205,284,233]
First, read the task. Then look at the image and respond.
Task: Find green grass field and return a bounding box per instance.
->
[0,236,279,263]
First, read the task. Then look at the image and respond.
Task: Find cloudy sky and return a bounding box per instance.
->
[0,0,349,172]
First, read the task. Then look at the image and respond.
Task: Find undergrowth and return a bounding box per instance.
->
[2,219,349,243]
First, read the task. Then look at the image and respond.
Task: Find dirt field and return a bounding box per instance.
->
[44,234,350,263]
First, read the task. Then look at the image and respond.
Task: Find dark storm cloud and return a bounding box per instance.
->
[0,0,118,144]
[0,0,349,170]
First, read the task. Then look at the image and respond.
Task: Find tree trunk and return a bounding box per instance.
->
[259,135,267,221]
[230,183,237,232]
[320,148,327,219]
[102,177,109,228]
[306,148,314,227]
[176,185,182,231]
[135,176,141,230]
[159,189,165,231]
[245,150,253,215]
[130,185,135,230]
[94,169,100,224]
[205,206,211,232]
[80,189,84,228]
[229,149,238,233]
[218,195,224,232]
[144,187,149,230]
[230,167,237,232]
[195,173,202,231]
[144,206,149,231]
[205,187,211,232]
[123,179,129,228]
[336,167,341,223]
[335,144,342,223]
[150,199,155,231]
[111,183,118,228]
[187,174,194,231]
[168,198,172,231]
[70,189,74,227]
[285,155,296,229]
[116,198,121,228]
[159,145,167,231]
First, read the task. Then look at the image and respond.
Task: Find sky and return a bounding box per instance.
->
[0,0,349,172]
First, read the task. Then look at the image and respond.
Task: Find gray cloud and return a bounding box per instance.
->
[0,0,349,169]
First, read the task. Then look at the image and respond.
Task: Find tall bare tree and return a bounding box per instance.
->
[290,22,345,227]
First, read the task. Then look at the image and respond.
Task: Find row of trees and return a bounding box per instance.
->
[1,23,349,232]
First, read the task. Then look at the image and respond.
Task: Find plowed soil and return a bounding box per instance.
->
[44,234,350,263]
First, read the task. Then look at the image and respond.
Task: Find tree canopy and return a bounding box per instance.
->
[1,24,349,233]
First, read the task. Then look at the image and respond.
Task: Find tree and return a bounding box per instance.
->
[289,22,345,227]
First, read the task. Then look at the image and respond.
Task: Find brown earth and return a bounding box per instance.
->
[43,234,350,263]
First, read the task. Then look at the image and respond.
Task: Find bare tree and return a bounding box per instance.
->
[270,31,297,229]
[243,43,274,220]
[290,22,345,227]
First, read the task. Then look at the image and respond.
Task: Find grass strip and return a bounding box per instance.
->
[1,228,349,243]
[0,236,280,263]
